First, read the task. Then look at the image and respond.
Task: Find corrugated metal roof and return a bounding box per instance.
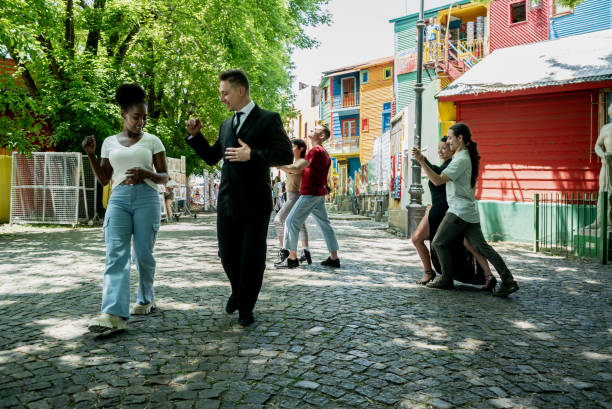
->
[438,29,612,98]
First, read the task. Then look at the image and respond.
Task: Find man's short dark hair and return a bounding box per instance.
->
[318,124,331,140]
[219,69,250,93]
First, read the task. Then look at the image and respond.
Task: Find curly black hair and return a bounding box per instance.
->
[115,83,146,111]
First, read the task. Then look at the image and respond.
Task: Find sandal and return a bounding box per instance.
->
[417,270,436,285]
[481,275,497,292]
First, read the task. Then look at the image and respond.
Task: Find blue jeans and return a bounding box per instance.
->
[102,184,160,319]
[284,195,339,254]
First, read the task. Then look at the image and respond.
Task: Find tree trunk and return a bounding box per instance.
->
[65,0,75,57]
[85,0,107,55]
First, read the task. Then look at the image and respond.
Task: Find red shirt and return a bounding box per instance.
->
[300,145,331,196]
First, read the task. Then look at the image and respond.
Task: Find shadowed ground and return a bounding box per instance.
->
[0,213,610,409]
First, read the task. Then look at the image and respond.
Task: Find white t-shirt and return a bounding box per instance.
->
[442,149,480,223]
[101,132,165,190]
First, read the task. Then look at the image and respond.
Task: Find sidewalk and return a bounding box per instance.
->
[0,214,610,409]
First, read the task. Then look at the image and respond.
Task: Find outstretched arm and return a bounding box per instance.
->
[412,147,450,186]
[185,118,223,165]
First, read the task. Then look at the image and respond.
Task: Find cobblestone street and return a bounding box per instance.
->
[0,213,610,409]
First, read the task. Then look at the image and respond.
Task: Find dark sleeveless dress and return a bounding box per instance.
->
[425,158,485,285]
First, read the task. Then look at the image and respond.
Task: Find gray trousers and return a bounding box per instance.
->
[274,191,308,243]
[432,212,513,282]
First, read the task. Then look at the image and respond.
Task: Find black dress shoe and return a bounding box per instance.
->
[320,256,340,268]
[225,295,237,314]
[238,312,255,326]
[276,257,299,269]
[299,249,312,265]
[274,248,290,266]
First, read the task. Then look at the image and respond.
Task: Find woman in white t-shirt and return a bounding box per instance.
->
[82,83,168,333]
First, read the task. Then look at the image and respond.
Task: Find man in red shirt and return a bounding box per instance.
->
[277,125,340,268]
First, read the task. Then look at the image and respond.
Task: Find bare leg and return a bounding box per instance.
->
[463,237,493,278]
[165,199,173,220]
[411,211,435,283]
[278,235,284,247]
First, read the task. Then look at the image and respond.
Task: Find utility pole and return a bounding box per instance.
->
[407,0,426,235]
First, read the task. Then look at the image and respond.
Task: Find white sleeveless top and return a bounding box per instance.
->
[101,132,165,190]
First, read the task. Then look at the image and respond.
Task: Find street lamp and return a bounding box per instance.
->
[407,0,426,235]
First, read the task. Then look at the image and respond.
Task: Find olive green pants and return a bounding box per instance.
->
[432,212,513,283]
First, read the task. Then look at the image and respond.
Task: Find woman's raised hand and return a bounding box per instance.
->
[82,135,96,155]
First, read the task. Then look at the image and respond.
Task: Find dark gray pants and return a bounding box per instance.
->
[432,213,513,283]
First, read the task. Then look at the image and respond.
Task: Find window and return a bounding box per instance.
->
[342,119,357,139]
[510,1,526,24]
[361,70,369,84]
[383,67,393,80]
[552,0,573,17]
[382,102,391,133]
[361,118,369,132]
[323,87,328,102]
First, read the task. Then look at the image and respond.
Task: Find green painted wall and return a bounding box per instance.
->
[396,72,433,113]
[477,200,534,244]
[319,77,331,126]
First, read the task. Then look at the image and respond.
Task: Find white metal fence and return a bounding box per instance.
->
[10,152,97,226]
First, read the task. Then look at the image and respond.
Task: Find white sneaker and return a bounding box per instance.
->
[88,313,127,333]
[131,300,156,315]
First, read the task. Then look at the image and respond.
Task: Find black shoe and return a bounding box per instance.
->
[225,295,237,314]
[493,280,519,297]
[238,312,255,327]
[481,276,498,292]
[276,257,299,269]
[299,249,312,265]
[426,277,454,289]
[274,248,290,266]
[321,257,340,268]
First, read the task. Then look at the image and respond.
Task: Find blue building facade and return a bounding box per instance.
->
[549,0,612,39]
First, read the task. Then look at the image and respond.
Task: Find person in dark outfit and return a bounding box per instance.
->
[411,138,493,289]
[184,69,293,326]
[413,123,519,297]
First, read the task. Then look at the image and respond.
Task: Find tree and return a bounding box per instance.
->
[0,0,330,174]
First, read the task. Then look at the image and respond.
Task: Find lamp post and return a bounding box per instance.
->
[407,0,427,235]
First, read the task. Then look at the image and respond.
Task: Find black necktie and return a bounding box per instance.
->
[233,112,244,135]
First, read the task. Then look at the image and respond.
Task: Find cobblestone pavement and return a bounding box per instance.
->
[0,213,611,409]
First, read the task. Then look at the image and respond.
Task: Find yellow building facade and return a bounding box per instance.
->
[358,57,394,165]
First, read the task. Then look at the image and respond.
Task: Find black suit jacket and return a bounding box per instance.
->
[187,104,293,217]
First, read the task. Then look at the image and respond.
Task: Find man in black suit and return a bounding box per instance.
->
[184,69,292,326]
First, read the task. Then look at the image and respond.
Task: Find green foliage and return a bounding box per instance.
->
[0,0,330,174]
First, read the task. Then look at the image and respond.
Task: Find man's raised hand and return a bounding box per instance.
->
[185,118,202,136]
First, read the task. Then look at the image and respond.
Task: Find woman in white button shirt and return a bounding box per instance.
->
[82,83,168,332]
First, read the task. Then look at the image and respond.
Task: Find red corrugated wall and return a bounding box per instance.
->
[489,0,549,52]
[457,90,601,202]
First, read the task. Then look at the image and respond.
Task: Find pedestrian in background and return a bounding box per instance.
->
[278,125,340,269]
[82,83,168,333]
[274,138,311,265]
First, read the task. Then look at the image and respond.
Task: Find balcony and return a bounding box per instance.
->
[328,138,359,156]
[333,92,360,109]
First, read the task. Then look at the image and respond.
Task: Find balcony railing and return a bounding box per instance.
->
[333,92,360,109]
[423,38,488,79]
[328,138,359,155]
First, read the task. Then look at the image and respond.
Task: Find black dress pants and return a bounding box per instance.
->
[217,212,271,314]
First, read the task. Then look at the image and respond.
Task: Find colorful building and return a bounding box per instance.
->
[357,56,394,165]
[549,0,612,39]
[288,82,320,149]
[488,0,549,52]
[438,29,612,242]
[320,63,362,195]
